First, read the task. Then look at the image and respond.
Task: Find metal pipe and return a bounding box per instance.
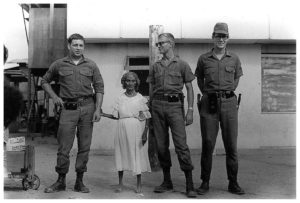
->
[21,6,29,45]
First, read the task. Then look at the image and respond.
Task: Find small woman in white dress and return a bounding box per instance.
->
[112,72,151,193]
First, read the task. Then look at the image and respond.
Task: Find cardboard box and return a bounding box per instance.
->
[6,136,26,151]
[5,151,25,172]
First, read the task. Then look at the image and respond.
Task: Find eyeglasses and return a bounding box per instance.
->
[214,34,229,40]
[155,41,170,47]
[125,79,136,83]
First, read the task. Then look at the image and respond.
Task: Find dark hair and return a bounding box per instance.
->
[4,85,24,128]
[4,45,8,64]
[158,33,175,47]
[121,72,140,92]
[67,33,85,44]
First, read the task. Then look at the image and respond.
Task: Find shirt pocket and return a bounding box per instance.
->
[168,71,182,85]
[154,71,163,87]
[224,66,235,83]
[79,68,93,87]
[204,67,216,83]
[58,69,74,85]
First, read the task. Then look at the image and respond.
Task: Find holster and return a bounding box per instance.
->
[179,93,185,119]
[197,94,202,115]
[207,93,218,114]
[92,94,96,103]
[54,104,62,120]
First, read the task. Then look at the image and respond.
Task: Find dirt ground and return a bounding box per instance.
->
[3,135,296,199]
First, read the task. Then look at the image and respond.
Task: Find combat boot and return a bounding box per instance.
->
[228,181,245,195]
[74,172,90,193]
[154,181,173,193]
[154,167,173,193]
[196,181,209,195]
[184,170,197,198]
[44,173,66,193]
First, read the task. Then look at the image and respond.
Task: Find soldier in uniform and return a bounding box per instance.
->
[194,22,245,195]
[42,33,104,193]
[147,33,197,198]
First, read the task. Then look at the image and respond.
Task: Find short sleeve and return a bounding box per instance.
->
[41,61,58,86]
[194,56,204,79]
[112,96,121,118]
[182,61,195,83]
[139,96,149,111]
[92,62,105,94]
[146,64,154,84]
[137,95,151,119]
[235,56,243,79]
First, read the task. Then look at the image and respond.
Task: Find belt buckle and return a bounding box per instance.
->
[215,92,222,98]
[224,91,232,98]
[168,94,179,102]
[65,102,78,110]
[77,98,85,105]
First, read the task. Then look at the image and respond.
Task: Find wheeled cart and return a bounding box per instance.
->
[5,145,40,190]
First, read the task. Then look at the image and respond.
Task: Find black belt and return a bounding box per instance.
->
[153,94,182,102]
[62,95,94,110]
[62,95,93,102]
[207,91,235,99]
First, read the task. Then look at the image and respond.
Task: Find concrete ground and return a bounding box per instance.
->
[3,135,296,199]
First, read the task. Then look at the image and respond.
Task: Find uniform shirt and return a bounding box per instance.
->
[194,49,243,92]
[147,57,195,95]
[41,55,104,99]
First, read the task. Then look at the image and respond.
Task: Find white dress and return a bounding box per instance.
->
[112,93,151,175]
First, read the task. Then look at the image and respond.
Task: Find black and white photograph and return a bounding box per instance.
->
[1,0,298,200]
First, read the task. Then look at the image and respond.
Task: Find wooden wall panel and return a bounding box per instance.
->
[28,5,67,69]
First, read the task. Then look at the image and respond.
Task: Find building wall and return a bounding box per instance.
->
[83,43,296,150]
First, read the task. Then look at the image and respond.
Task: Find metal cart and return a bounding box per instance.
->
[5,145,40,190]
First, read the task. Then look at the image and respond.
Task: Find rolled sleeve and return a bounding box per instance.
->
[183,61,195,83]
[41,62,57,86]
[235,57,243,79]
[92,64,105,94]
[194,56,204,79]
[146,64,154,84]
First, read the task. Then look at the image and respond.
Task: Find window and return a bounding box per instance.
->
[124,56,149,96]
[261,54,296,113]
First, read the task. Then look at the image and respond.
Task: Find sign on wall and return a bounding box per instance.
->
[261,54,296,113]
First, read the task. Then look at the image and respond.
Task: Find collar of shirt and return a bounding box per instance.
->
[157,56,179,64]
[208,48,232,59]
[63,55,87,65]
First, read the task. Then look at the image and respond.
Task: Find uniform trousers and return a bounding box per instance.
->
[151,99,194,171]
[199,93,238,182]
[55,100,95,174]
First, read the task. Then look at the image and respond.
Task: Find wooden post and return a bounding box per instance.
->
[26,68,31,138]
[148,25,163,171]
[149,25,164,64]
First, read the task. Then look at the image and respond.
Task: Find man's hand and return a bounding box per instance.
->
[185,109,193,126]
[53,96,64,107]
[92,110,101,122]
